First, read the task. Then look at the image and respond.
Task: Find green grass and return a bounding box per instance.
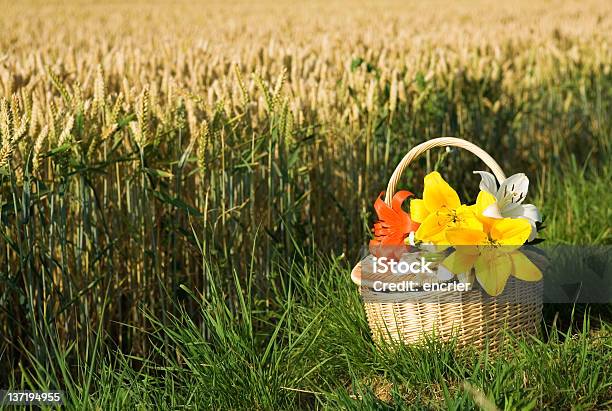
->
[3,165,611,409]
[536,160,611,244]
[5,251,611,410]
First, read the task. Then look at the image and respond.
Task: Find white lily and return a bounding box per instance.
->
[473,171,542,241]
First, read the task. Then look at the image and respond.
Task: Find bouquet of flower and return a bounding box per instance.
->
[369,170,543,296]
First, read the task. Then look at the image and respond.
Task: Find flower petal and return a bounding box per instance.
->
[510,251,543,281]
[475,253,512,296]
[410,198,429,223]
[423,171,461,212]
[372,192,396,222]
[474,171,498,196]
[483,203,504,219]
[455,205,484,231]
[445,227,487,246]
[499,173,529,205]
[392,191,414,213]
[476,190,496,211]
[490,218,531,246]
[490,202,541,241]
[501,203,541,242]
[521,204,542,222]
[442,250,478,274]
[372,191,420,245]
[415,211,452,244]
[502,203,541,221]
[472,191,498,231]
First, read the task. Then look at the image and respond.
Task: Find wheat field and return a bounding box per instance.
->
[1,0,611,408]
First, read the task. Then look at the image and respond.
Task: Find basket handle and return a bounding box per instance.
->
[384,137,506,205]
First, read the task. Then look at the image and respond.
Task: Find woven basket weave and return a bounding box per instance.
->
[354,137,543,348]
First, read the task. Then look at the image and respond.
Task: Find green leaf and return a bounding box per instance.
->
[150,189,202,217]
[46,143,73,157]
[145,167,174,178]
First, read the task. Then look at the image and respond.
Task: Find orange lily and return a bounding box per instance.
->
[369,191,420,259]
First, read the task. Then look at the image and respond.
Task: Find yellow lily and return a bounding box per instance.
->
[469,190,497,232]
[410,172,482,244]
[442,217,542,296]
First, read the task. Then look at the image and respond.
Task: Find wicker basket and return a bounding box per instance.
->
[353,137,543,348]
